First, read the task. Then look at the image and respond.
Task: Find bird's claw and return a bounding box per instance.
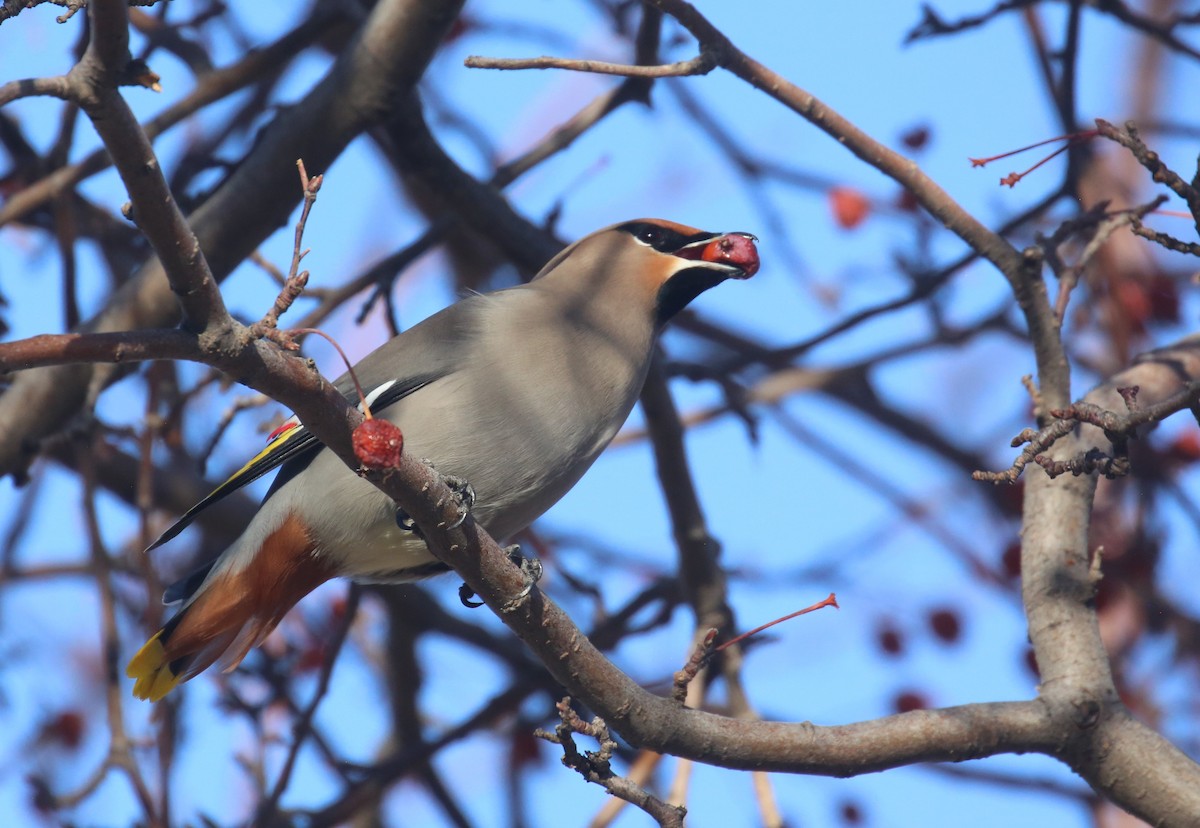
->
[458,544,543,611]
[500,544,542,613]
[438,474,475,531]
[506,544,543,586]
[394,468,475,536]
[394,507,422,539]
[458,582,484,608]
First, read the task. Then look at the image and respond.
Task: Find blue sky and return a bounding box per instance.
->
[2,1,1194,825]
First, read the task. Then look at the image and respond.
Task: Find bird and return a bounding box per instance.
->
[126,218,759,701]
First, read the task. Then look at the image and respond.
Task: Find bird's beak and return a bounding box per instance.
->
[673,232,760,279]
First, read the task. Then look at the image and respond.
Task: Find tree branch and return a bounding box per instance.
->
[465,50,715,78]
[1020,334,1200,822]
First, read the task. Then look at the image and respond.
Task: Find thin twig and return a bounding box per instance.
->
[1095,119,1200,218]
[1041,197,1168,321]
[536,698,686,828]
[1129,216,1200,257]
[0,14,332,230]
[717,594,839,652]
[0,74,73,106]
[672,628,717,703]
[465,50,716,78]
[246,160,323,346]
[977,380,1200,482]
[65,445,162,824]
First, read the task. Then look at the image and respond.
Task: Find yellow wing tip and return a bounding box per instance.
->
[126,631,182,702]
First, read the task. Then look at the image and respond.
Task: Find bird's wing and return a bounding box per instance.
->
[145,295,490,554]
[145,371,444,553]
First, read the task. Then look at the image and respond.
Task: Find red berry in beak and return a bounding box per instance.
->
[700,232,759,278]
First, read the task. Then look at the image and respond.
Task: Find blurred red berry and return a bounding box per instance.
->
[1001,540,1022,578]
[329,595,348,622]
[829,186,871,230]
[929,609,962,644]
[895,188,920,213]
[1147,273,1180,323]
[295,643,328,674]
[509,727,543,768]
[38,711,85,750]
[901,125,930,150]
[877,624,903,656]
[894,691,929,713]
[1113,278,1152,334]
[995,479,1024,517]
[1023,647,1040,679]
[1167,432,1200,463]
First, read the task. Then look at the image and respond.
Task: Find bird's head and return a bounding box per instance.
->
[537,218,759,328]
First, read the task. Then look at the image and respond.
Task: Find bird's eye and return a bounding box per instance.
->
[638,227,664,246]
[620,221,686,252]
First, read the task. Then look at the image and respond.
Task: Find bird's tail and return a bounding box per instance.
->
[126,514,333,702]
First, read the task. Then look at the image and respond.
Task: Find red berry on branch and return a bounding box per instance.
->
[353,418,404,469]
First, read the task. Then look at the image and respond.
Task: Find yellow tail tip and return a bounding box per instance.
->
[126,631,182,702]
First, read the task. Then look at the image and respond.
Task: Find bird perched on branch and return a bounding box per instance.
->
[126,219,759,701]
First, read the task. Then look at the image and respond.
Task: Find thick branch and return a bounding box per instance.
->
[340,333,1200,817]
[68,0,227,335]
[354,438,1063,775]
[0,329,200,370]
[1021,334,1200,822]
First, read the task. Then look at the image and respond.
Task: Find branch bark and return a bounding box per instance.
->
[1021,335,1200,822]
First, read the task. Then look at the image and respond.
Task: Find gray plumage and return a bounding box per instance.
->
[127,218,758,701]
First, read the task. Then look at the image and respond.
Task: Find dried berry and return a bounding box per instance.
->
[353,418,404,469]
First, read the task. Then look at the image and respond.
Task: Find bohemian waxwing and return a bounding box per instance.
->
[127,219,759,701]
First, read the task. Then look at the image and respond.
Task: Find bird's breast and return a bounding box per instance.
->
[281,297,654,579]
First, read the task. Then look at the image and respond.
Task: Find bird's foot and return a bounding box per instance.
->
[458,544,543,610]
[500,544,542,613]
[394,507,422,539]
[438,474,475,531]
[458,582,484,608]
[394,468,475,537]
[506,543,543,587]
